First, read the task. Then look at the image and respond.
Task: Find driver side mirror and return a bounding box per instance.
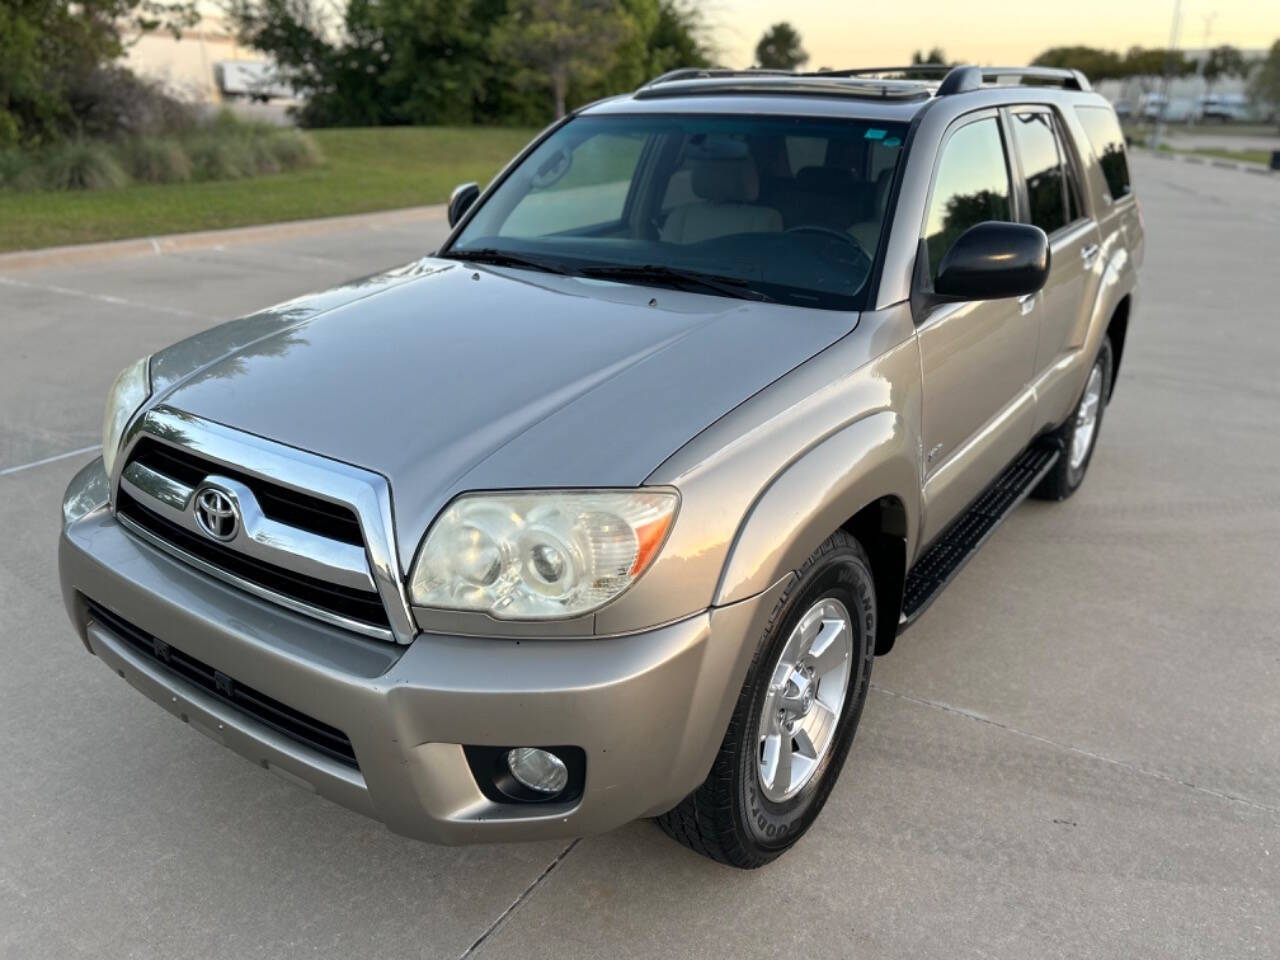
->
[931,221,1050,303]
[448,182,480,228]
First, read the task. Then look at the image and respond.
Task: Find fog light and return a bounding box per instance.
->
[506,747,569,795]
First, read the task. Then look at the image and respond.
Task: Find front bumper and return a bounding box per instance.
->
[59,458,784,843]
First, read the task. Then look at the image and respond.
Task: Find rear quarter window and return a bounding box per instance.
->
[1074,106,1132,202]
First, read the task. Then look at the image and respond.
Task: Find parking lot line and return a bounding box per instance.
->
[0,444,101,478]
[0,275,214,320]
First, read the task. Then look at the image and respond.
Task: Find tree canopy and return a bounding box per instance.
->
[1249,40,1280,130]
[1030,45,1195,82]
[0,0,197,146]
[229,0,713,127]
[754,22,808,71]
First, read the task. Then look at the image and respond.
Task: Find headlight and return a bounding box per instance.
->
[409,489,678,620]
[101,356,151,477]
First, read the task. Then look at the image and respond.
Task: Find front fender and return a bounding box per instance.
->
[714,411,920,607]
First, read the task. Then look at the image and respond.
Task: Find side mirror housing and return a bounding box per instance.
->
[448,182,480,228]
[932,221,1050,303]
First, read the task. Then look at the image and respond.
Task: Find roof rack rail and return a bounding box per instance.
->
[810,65,952,78]
[640,68,794,90]
[937,65,1091,94]
[635,64,1090,98]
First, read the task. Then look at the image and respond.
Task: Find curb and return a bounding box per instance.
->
[1136,146,1277,178]
[0,203,449,272]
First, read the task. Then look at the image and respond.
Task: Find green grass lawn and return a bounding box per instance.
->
[0,127,537,253]
[1184,147,1272,166]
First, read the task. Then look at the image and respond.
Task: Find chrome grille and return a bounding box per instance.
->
[111,406,417,644]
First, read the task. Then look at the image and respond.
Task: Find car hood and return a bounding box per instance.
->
[152,257,857,560]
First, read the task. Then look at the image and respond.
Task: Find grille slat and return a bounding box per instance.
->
[117,490,391,629]
[87,599,359,769]
[129,438,364,546]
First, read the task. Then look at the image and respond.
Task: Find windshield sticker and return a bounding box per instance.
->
[864,128,886,140]
[883,137,902,148]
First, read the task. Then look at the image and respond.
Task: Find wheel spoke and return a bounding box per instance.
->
[772,731,794,792]
[806,619,848,677]
[792,723,818,760]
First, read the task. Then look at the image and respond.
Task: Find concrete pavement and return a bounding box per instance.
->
[1,154,1277,959]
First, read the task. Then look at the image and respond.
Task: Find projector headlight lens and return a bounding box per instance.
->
[409,489,677,620]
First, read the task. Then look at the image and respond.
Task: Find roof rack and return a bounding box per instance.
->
[638,64,1091,97]
[936,65,1091,94]
[634,69,932,102]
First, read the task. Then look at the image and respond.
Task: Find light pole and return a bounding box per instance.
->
[1152,0,1183,149]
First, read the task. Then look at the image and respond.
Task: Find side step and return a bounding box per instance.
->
[899,440,1060,630]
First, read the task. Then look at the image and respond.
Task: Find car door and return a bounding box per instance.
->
[1006,106,1103,430]
[916,111,1039,546]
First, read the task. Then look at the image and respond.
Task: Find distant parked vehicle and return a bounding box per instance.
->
[1142,93,1197,123]
[214,60,294,103]
[1199,93,1256,123]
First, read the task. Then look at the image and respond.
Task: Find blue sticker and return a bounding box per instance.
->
[883,136,902,148]
[864,128,886,140]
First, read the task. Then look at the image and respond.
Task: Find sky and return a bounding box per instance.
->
[709,0,1280,70]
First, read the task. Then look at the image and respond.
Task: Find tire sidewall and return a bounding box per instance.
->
[735,544,875,852]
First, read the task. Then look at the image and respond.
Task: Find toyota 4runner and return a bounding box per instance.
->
[59,65,1142,868]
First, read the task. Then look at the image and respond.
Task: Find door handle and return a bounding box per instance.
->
[1018,293,1036,315]
[1081,243,1100,266]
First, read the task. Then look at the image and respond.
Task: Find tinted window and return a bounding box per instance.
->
[1075,106,1132,201]
[452,114,909,311]
[923,117,1012,282]
[1012,112,1067,234]
[500,132,645,237]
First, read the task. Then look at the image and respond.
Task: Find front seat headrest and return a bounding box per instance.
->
[691,155,761,204]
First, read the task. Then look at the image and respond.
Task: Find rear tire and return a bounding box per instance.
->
[1033,336,1113,501]
[655,530,875,868]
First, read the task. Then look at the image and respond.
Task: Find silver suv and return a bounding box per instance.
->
[59,65,1142,868]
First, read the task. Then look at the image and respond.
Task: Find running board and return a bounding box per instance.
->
[899,440,1060,631]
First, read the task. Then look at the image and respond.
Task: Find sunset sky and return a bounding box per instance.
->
[710,0,1280,69]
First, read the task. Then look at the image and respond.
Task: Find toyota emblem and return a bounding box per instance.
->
[194,486,239,541]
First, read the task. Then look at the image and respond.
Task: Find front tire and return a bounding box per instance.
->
[656,531,875,868]
[1033,335,1113,501]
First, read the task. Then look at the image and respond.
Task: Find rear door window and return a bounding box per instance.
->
[1010,111,1068,234]
[1074,106,1132,202]
[923,116,1013,282]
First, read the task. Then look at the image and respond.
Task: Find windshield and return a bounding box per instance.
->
[445,113,909,310]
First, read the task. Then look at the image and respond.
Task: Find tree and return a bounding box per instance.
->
[1032,46,1124,80]
[754,22,808,71]
[1249,40,1280,130]
[911,48,949,66]
[1203,45,1247,88]
[230,0,710,126]
[1029,45,1193,84]
[0,0,197,146]
[492,0,637,120]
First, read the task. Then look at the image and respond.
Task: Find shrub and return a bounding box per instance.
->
[244,134,282,175]
[38,141,130,191]
[67,67,199,141]
[267,129,323,169]
[123,138,193,183]
[187,136,257,180]
[0,148,35,189]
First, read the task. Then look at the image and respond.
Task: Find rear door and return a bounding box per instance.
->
[1006,106,1103,429]
[915,111,1039,546]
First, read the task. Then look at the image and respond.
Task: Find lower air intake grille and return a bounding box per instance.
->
[87,599,358,769]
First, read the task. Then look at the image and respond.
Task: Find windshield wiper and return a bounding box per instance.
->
[444,247,574,276]
[577,264,774,303]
